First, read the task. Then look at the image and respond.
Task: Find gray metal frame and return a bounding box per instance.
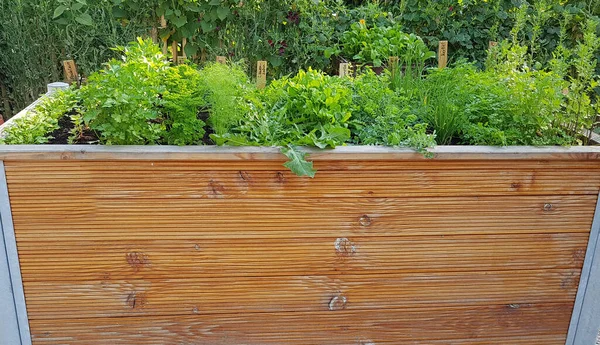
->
[0,161,32,345]
[567,191,600,345]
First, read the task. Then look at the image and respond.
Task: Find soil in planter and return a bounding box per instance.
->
[198,110,214,145]
[48,114,99,145]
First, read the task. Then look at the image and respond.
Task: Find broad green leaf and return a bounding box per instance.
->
[75,13,93,26]
[281,145,316,178]
[171,15,187,28]
[53,5,67,19]
[216,6,229,20]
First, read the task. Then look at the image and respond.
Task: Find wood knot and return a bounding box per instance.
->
[328,294,347,311]
[238,171,251,181]
[510,182,521,189]
[207,179,225,198]
[126,252,150,271]
[572,248,585,262]
[543,203,554,212]
[359,215,372,227]
[561,271,579,289]
[125,292,147,309]
[334,238,356,256]
[276,171,286,183]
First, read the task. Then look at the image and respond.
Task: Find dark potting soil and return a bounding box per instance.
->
[46,110,214,145]
[48,114,99,145]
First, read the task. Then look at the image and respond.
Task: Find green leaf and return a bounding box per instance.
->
[209,0,221,5]
[72,3,84,11]
[216,6,229,20]
[281,145,316,178]
[171,15,187,28]
[53,5,67,19]
[75,13,93,26]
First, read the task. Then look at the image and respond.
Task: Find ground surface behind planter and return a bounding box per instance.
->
[4,153,600,344]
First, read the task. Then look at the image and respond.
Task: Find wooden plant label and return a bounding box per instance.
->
[257,61,267,89]
[182,38,187,59]
[177,56,187,65]
[438,41,448,69]
[216,56,227,64]
[160,15,167,29]
[489,41,498,50]
[172,41,178,65]
[388,56,399,79]
[339,62,350,77]
[62,60,79,83]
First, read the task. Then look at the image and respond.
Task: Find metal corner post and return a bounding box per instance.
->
[566,191,600,345]
[0,161,32,345]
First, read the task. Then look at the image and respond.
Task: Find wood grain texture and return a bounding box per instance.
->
[3,156,598,344]
[9,196,596,240]
[22,269,579,319]
[18,234,588,281]
[5,161,600,198]
[28,303,573,344]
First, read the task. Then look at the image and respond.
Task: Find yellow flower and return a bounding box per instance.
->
[359,19,366,26]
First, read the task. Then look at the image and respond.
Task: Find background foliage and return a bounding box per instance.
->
[1,0,599,120]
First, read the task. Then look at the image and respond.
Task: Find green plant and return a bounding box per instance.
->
[80,38,169,145]
[350,70,434,152]
[1,88,78,144]
[340,22,411,67]
[216,68,354,177]
[415,66,470,145]
[162,64,208,145]
[199,62,253,141]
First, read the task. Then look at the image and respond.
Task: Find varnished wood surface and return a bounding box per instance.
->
[3,157,598,344]
[22,269,579,319]
[17,234,588,281]
[6,161,600,198]
[28,303,572,344]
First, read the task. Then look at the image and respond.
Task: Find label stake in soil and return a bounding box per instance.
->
[62,60,79,84]
[257,61,267,89]
[438,40,448,69]
[388,56,399,80]
[216,56,227,64]
[339,63,350,77]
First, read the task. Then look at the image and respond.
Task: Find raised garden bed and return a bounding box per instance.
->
[1,137,600,344]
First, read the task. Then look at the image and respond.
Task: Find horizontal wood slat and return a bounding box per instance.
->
[6,162,600,198]
[22,269,579,319]
[17,234,588,281]
[10,196,596,240]
[28,303,572,344]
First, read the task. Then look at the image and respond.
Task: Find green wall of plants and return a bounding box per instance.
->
[1,0,598,119]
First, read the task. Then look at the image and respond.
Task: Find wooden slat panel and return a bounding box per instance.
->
[22,269,579,319]
[6,162,600,198]
[10,196,596,240]
[28,303,572,344]
[17,234,588,281]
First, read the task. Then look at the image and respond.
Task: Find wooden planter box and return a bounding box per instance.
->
[1,98,600,344]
